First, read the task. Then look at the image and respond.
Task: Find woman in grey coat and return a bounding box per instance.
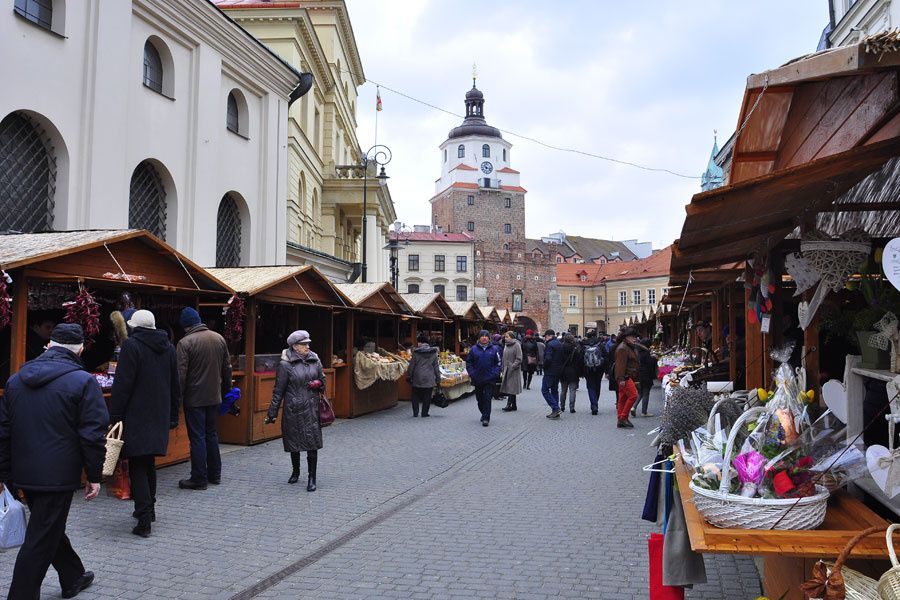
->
[265,330,324,491]
[500,332,524,412]
[406,332,440,417]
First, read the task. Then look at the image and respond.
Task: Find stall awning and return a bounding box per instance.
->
[446,301,486,322]
[672,136,900,273]
[206,265,350,307]
[477,305,499,323]
[0,229,232,294]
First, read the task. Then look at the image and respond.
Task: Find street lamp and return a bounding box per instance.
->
[361,144,392,283]
[384,222,411,291]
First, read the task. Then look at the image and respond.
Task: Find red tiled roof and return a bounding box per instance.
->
[451,163,477,171]
[497,167,520,174]
[501,185,527,192]
[449,182,479,189]
[556,246,672,285]
[390,232,474,243]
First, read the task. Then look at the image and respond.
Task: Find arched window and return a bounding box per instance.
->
[14,0,52,31]
[457,144,465,158]
[482,144,490,158]
[216,194,242,267]
[129,160,167,239]
[226,92,239,133]
[0,111,57,232]
[502,148,507,161]
[143,40,163,94]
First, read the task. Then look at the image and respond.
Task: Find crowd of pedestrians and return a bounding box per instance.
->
[0,309,657,599]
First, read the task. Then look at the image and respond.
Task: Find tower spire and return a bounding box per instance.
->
[472,62,477,88]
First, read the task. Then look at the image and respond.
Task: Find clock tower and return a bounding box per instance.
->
[430,80,551,332]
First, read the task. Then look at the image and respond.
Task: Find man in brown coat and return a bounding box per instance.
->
[176,308,231,490]
[613,327,640,429]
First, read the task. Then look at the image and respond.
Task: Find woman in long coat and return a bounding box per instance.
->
[265,330,325,491]
[500,331,524,412]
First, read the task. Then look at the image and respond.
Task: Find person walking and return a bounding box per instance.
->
[632,338,659,418]
[406,332,440,417]
[490,333,504,400]
[580,330,607,415]
[613,327,641,428]
[559,333,583,413]
[176,307,231,490]
[500,331,523,412]
[264,330,324,491]
[466,330,501,426]
[108,310,180,538]
[0,324,108,600]
[540,329,563,419]
[521,330,539,390]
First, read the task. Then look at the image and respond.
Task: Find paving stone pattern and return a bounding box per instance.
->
[0,380,762,599]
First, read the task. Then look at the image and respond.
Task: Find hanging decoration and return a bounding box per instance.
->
[869,312,900,373]
[223,294,245,345]
[784,251,820,297]
[744,250,775,326]
[799,228,871,329]
[63,286,101,347]
[0,271,12,331]
[884,237,900,292]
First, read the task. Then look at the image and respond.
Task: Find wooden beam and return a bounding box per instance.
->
[733,151,779,163]
[826,201,900,212]
[9,277,28,375]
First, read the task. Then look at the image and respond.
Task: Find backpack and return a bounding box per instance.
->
[583,344,604,372]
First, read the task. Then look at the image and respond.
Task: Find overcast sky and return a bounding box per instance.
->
[345,1,829,249]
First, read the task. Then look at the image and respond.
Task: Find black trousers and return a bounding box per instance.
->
[474,382,493,422]
[185,405,221,483]
[7,491,85,600]
[411,386,432,416]
[129,455,157,526]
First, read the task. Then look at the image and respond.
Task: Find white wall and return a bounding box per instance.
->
[0,0,296,267]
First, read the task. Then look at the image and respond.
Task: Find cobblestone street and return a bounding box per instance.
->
[0,380,761,599]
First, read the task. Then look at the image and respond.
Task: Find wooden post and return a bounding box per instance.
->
[745,287,765,390]
[711,290,722,360]
[728,285,738,384]
[9,276,28,375]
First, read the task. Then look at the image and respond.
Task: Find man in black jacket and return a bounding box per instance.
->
[110,310,180,538]
[0,324,108,600]
[540,330,563,419]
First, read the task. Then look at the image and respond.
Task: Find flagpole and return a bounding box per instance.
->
[374,85,380,150]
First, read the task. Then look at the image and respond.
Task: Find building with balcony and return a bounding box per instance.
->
[216,0,396,282]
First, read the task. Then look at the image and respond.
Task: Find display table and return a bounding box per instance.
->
[675,457,891,599]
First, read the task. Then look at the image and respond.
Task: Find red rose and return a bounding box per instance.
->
[773,471,795,497]
[797,456,813,469]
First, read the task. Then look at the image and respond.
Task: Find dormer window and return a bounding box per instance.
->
[482,144,490,158]
[457,145,465,158]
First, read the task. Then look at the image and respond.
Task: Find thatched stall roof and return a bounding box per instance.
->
[400,293,453,321]
[335,282,414,315]
[0,229,231,294]
[478,305,500,322]
[447,301,486,321]
[207,265,349,307]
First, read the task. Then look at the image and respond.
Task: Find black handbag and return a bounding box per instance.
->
[432,390,449,408]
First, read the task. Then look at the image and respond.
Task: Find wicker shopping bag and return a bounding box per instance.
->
[102,422,124,478]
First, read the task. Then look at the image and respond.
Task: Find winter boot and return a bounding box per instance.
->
[289,452,300,484]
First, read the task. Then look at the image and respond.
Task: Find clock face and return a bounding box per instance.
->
[480,161,493,174]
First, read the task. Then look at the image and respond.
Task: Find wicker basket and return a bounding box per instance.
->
[689,407,830,530]
[877,524,900,599]
[803,526,885,600]
[102,422,124,478]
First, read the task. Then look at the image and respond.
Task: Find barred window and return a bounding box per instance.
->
[129,160,167,239]
[216,194,242,267]
[0,111,56,233]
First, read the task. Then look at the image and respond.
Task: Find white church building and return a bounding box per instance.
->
[0,0,307,267]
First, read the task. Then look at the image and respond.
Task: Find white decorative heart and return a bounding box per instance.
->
[821,379,848,424]
[884,238,900,292]
[798,301,810,330]
[867,444,900,498]
[888,375,900,414]
[786,252,820,297]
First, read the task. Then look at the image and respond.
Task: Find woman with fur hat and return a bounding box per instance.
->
[264,330,325,491]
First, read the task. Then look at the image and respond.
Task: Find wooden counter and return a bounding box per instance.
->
[675,457,892,599]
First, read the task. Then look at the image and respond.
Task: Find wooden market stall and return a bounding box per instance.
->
[205,265,352,445]
[0,230,233,468]
[446,301,486,355]
[478,305,501,332]
[333,282,415,418]
[398,293,471,402]
[662,37,900,598]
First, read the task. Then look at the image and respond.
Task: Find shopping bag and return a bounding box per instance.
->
[318,394,335,427]
[432,390,449,408]
[648,533,684,600]
[103,421,124,478]
[0,485,27,551]
[106,460,131,500]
